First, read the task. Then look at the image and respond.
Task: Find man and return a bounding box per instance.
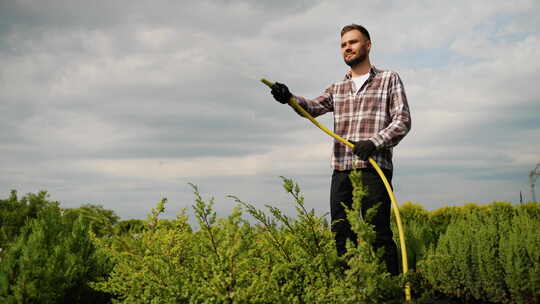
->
[270,24,411,275]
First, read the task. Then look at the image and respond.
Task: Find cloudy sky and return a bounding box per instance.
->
[1,0,539,221]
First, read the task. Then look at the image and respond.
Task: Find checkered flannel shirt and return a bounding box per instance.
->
[294,66,411,171]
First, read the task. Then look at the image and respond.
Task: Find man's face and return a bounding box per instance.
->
[340,29,371,67]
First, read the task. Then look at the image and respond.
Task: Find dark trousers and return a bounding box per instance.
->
[330,167,399,275]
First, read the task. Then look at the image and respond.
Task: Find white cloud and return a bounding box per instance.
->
[19,110,131,151]
[1,0,539,219]
[135,27,177,50]
[77,141,330,180]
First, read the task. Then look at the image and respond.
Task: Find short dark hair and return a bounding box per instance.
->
[340,24,371,41]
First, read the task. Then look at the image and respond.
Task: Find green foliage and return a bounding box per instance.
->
[91,176,405,304]
[419,202,540,303]
[500,207,540,304]
[113,219,146,235]
[426,204,478,242]
[2,185,540,303]
[518,202,540,220]
[64,204,120,237]
[336,169,403,303]
[0,204,113,304]
[0,190,56,251]
[396,202,429,223]
[391,202,434,272]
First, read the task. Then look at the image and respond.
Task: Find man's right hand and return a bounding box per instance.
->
[271,82,292,104]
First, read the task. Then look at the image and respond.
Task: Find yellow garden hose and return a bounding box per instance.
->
[261,78,411,301]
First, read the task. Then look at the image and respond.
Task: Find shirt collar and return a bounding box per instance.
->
[344,65,378,80]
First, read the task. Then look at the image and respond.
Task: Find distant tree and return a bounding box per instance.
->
[113,218,146,235]
[0,190,56,251]
[64,204,120,237]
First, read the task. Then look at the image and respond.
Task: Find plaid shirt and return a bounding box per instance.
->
[295,66,411,171]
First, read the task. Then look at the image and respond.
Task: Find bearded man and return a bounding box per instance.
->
[270,24,411,275]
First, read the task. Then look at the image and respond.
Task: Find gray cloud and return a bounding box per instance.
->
[1,0,539,221]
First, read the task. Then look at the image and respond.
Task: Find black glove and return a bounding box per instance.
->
[271,82,292,104]
[350,140,376,161]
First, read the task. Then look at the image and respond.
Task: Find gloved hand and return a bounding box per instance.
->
[350,140,376,161]
[271,82,292,104]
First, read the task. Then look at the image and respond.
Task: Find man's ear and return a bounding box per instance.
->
[366,40,372,52]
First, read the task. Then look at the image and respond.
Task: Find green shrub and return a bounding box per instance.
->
[419,202,540,303]
[0,190,55,251]
[518,202,540,221]
[3,185,538,303]
[91,175,405,304]
[391,202,435,272]
[426,203,486,238]
[500,208,540,304]
[0,204,113,304]
[113,219,146,235]
[63,204,120,237]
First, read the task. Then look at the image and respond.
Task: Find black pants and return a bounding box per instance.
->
[330,167,399,275]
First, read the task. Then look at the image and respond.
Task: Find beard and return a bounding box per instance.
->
[344,48,368,67]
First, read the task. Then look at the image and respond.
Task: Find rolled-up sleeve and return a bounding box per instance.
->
[293,85,334,118]
[370,72,411,149]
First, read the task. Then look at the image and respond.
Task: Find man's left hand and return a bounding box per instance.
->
[350,140,376,161]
